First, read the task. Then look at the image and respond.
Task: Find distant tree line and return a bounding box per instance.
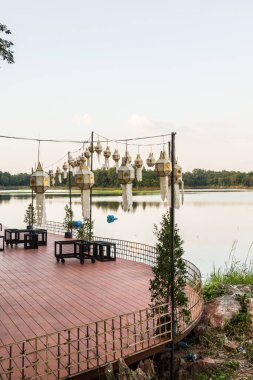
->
[1,168,253,188]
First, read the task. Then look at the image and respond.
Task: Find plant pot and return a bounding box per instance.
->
[27,225,33,230]
[64,231,72,238]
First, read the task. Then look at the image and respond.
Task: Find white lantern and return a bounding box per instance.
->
[84,148,91,168]
[62,162,68,179]
[95,142,103,164]
[112,149,120,172]
[134,154,143,182]
[155,151,171,201]
[103,146,111,170]
[30,162,49,226]
[118,157,135,211]
[146,152,155,167]
[49,169,55,186]
[56,166,62,184]
[75,164,94,219]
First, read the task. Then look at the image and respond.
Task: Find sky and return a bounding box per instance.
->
[1,0,253,173]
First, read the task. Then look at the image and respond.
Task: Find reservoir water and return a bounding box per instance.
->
[1,190,253,278]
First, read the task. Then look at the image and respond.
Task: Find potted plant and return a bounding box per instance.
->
[63,204,73,238]
[24,203,36,229]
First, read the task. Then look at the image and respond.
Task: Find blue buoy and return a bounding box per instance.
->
[72,220,82,229]
[107,215,118,223]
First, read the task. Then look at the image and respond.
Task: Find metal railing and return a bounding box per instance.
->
[0,221,203,379]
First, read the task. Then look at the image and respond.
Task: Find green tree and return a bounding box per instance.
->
[76,218,94,240]
[24,203,36,227]
[63,204,73,232]
[0,23,14,64]
[150,212,190,332]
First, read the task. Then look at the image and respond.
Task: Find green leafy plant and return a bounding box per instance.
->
[24,203,36,227]
[0,23,14,64]
[149,211,190,333]
[76,218,94,240]
[63,204,73,232]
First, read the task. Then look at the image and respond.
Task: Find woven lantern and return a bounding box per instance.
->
[88,144,95,154]
[84,147,91,168]
[146,152,155,167]
[126,150,132,163]
[56,166,62,184]
[155,151,171,201]
[75,163,94,219]
[112,149,120,172]
[95,142,103,164]
[30,162,50,226]
[103,146,111,170]
[118,156,135,211]
[80,153,86,165]
[174,162,184,208]
[68,154,75,174]
[49,169,55,186]
[134,154,143,182]
[62,162,68,179]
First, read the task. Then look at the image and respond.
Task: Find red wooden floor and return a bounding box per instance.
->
[0,232,153,346]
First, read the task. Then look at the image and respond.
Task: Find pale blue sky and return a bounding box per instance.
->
[1,1,253,173]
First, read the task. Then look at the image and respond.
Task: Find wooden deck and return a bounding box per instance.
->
[0,232,152,346]
[0,229,203,379]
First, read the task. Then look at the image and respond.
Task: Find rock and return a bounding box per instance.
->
[246,298,253,337]
[201,295,241,328]
[178,357,218,380]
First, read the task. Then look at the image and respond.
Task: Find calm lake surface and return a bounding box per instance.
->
[1,190,253,278]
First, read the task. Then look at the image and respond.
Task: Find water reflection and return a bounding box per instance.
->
[1,191,253,278]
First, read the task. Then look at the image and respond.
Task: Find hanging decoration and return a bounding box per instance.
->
[80,153,86,165]
[49,169,55,186]
[88,144,95,154]
[126,150,132,163]
[30,162,50,226]
[62,162,68,179]
[134,153,143,182]
[112,149,120,172]
[56,167,62,184]
[84,147,91,168]
[155,151,171,201]
[117,156,135,211]
[103,145,111,170]
[175,162,184,208]
[95,141,103,164]
[75,163,94,219]
[146,152,155,167]
[68,154,75,174]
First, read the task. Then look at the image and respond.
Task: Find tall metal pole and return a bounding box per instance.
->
[170,132,176,380]
[31,168,34,229]
[68,152,73,236]
[89,131,94,239]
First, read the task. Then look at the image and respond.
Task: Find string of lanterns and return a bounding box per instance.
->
[30,134,184,221]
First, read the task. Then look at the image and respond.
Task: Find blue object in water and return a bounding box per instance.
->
[107,215,118,223]
[72,220,82,229]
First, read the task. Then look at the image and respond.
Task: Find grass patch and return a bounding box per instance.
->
[203,248,253,302]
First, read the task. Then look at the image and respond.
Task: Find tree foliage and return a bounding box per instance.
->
[0,23,14,64]
[150,212,190,329]
[63,204,73,232]
[24,203,36,226]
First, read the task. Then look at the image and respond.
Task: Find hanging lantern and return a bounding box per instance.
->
[75,163,94,219]
[155,151,171,201]
[68,155,75,174]
[62,162,68,179]
[80,153,86,165]
[118,157,135,211]
[88,144,95,154]
[103,146,111,170]
[30,162,49,226]
[84,147,91,168]
[49,169,55,186]
[146,152,155,167]
[56,167,62,184]
[126,151,132,163]
[134,154,143,182]
[112,149,121,172]
[175,162,184,208]
[95,142,103,164]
